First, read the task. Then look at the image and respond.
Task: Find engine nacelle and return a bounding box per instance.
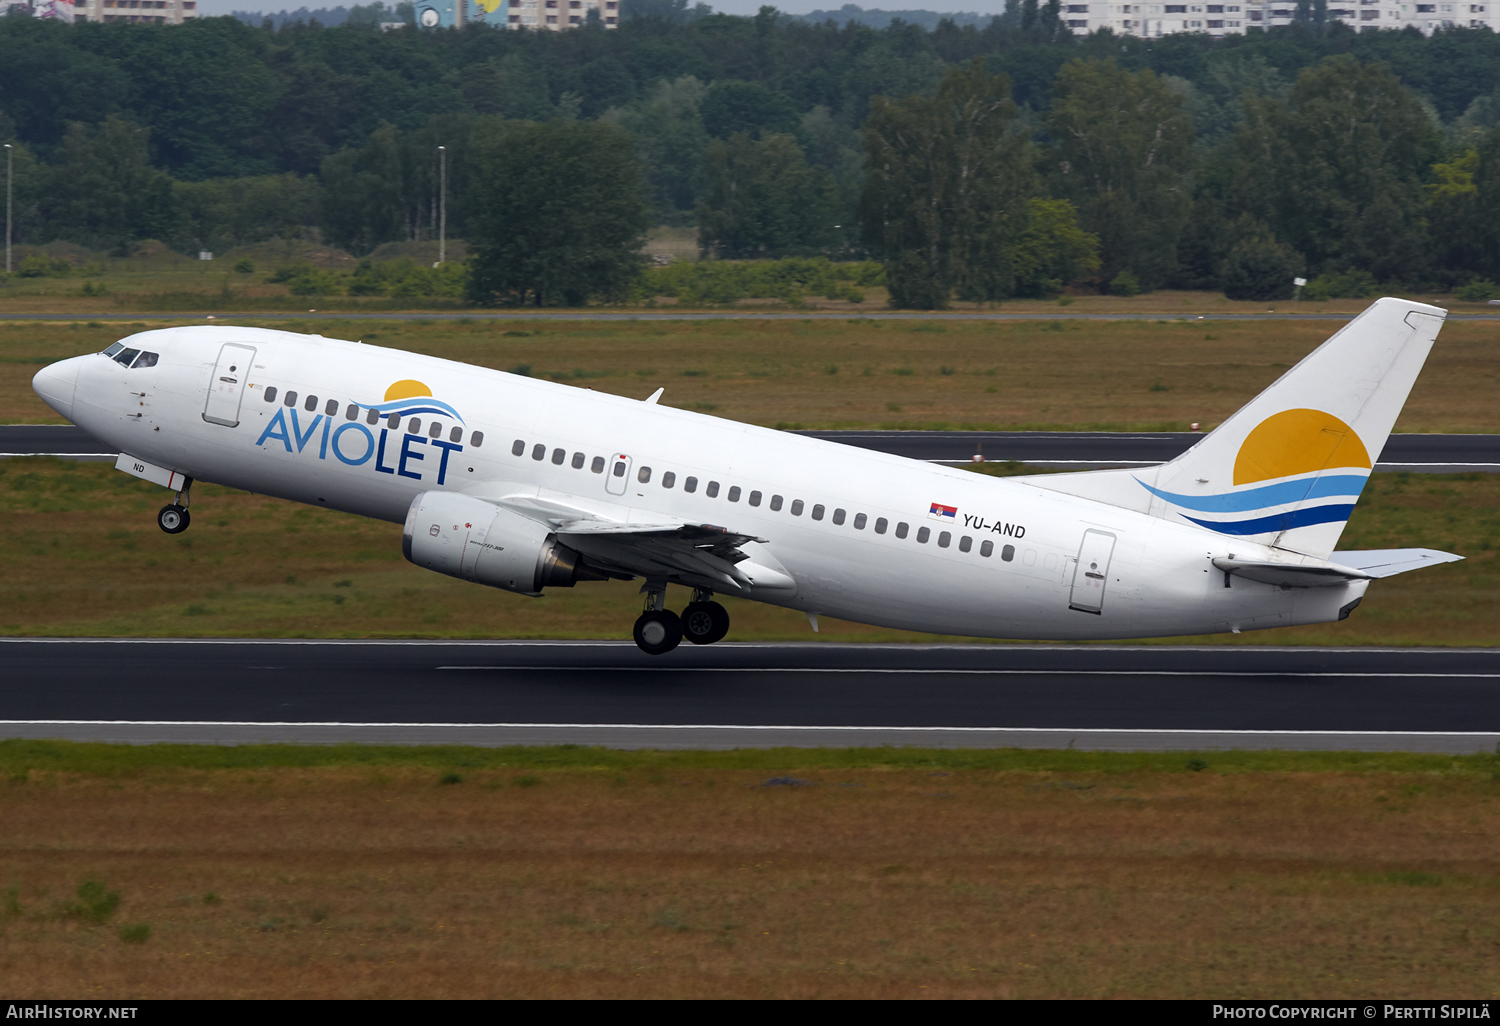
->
[402,491,594,596]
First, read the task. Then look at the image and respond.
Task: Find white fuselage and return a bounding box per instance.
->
[40,326,1365,639]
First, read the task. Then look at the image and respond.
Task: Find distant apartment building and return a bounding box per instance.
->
[73,0,198,22]
[503,0,620,29]
[1062,1,1497,36]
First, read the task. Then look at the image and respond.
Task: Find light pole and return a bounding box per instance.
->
[438,145,446,266]
[4,143,11,275]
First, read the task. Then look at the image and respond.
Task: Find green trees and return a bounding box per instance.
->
[1043,58,1194,292]
[862,61,1037,308]
[696,133,835,259]
[1222,57,1441,284]
[465,120,651,307]
[43,118,175,251]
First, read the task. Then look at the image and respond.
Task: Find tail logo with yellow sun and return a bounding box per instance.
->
[1137,409,1373,536]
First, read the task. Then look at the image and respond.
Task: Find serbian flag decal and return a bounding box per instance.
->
[928,502,958,522]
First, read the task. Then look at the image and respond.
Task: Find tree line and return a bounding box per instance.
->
[3,13,1500,306]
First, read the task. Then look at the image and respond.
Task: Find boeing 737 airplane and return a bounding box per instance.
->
[31,298,1461,654]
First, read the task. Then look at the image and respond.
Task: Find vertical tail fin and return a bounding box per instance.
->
[1027,298,1448,559]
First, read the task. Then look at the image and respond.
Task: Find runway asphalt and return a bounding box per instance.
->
[2,640,1496,753]
[5,425,1498,472]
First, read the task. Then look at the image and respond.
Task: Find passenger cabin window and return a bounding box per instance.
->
[513,439,526,456]
[429,423,443,439]
[938,532,951,548]
[285,391,298,408]
[450,427,462,443]
[853,513,866,530]
[305,395,319,412]
[532,444,546,461]
[662,471,676,488]
[470,432,483,448]
[959,536,971,552]
[387,414,401,430]
[811,504,825,521]
[875,517,887,534]
[684,477,698,493]
[591,456,605,473]
[572,452,585,469]
[1002,544,1015,562]
[367,409,381,425]
[409,418,422,435]
[264,387,278,403]
[917,527,931,543]
[325,399,339,416]
[770,495,783,512]
[114,348,140,366]
[832,508,846,526]
[748,490,761,507]
[638,466,652,483]
[132,352,159,368]
[727,486,740,502]
[552,448,566,465]
[346,403,359,420]
[612,461,627,478]
[706,481,720,498]
[980,540,993,557]
[895,522,909,539]
[790,500,804,516]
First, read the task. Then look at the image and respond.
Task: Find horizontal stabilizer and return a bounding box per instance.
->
[1212,557,1370,588]
[1329,548,1465,578]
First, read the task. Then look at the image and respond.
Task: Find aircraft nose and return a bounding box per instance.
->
[33,357,81,423]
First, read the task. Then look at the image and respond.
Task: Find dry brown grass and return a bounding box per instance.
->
[3,314,1498,432]
[1,763,1496,998]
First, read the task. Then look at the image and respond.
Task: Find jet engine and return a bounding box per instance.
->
[402,491,603,596]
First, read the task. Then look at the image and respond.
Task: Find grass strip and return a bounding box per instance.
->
[4,738,1497,777]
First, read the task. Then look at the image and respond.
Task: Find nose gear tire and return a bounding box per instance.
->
[157,504,190,534]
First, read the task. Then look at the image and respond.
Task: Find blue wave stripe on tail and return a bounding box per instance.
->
[1136,474,1368,513]
[1183,504,1357,536]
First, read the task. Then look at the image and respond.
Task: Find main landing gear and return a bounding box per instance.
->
[157,482,192,535]
[633,585,730,655]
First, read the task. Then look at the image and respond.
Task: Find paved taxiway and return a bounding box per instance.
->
[2,640,1495,753]
[6,425,1498,472]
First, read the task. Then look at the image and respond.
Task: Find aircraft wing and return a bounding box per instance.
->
[557,521,795,593]
[485,491,796,593]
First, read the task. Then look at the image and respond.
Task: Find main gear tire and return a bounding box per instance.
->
[681,601,730,645]
[633,610,683,655]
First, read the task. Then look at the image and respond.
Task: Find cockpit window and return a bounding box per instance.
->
[131,351,159,369]
[102,343,125,357]
[113,348,140,366]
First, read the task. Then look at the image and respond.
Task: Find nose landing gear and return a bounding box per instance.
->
[156,480,193,535]
[632,584,731,655]
[157,504,190,534]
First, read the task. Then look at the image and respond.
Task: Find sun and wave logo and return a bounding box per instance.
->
[368,379,465,424]
[1137,409,1372,537]
[256,379,469,486]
